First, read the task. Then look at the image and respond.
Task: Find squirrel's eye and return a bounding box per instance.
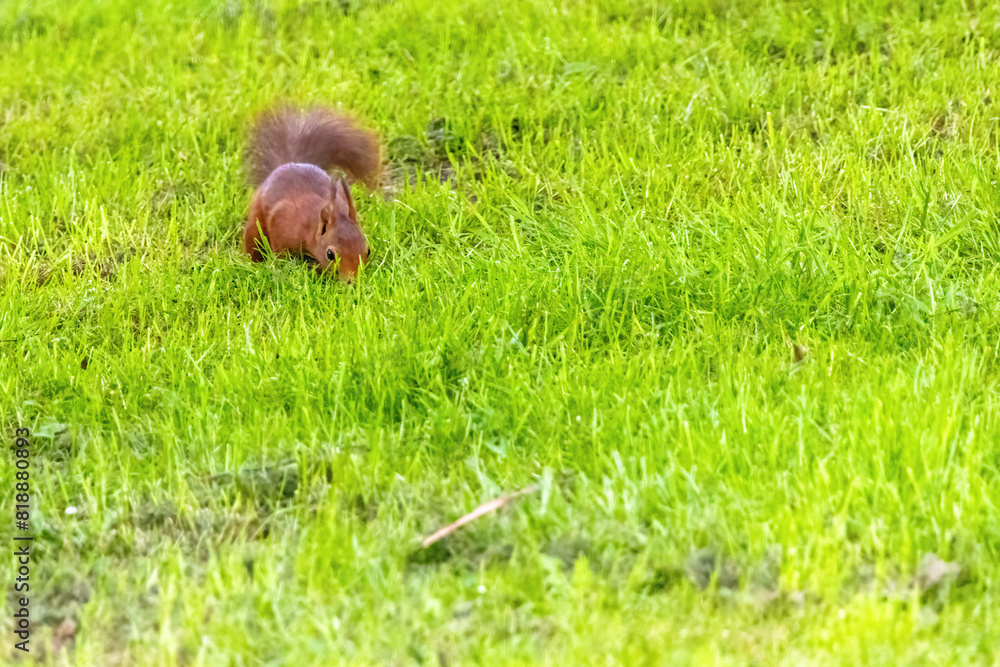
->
[326,250,336,261]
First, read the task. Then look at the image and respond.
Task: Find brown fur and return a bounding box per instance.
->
[243,106,381,279]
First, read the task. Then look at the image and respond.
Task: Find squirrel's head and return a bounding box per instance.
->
[314,178,371,280]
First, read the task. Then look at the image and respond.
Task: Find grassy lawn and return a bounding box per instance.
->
[2,0,1000,663]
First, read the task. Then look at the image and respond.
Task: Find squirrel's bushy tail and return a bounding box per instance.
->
[245,106,381,188]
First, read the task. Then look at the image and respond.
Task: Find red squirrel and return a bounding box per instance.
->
[243,106,382,279]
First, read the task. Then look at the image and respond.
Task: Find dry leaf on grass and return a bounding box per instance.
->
[422,486,538,548]
[915,553,961,594]
[52,618,78,653]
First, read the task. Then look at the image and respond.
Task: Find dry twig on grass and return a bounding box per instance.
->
[421,485,539,548]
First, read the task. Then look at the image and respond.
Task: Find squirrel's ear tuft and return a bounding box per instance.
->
[319,205,331,236]
[332,178,352,219]
[343,179,357,220]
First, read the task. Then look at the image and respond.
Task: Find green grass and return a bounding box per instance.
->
[2,0,1000,663]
